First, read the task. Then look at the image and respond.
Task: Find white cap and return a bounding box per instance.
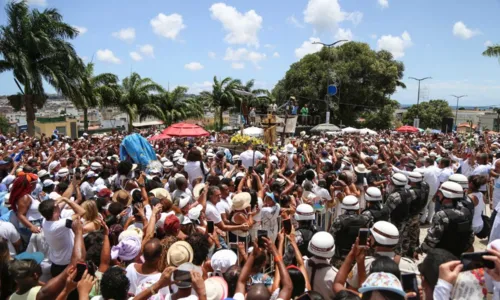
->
[86,170,99,178]
[187,204,203,222]
[232,155,240,161]
[365,187,382,201]
[48,161,60,171]
[341,195,360,210]
[449,173,468,189]
[37,170,49,178]
[295,204,315,221]
[57,168,69,177]
[391,173,408,186]
[163,161,174,169]
[439,181,464,199]
[179,195,191,209]
[160,157,168,163]
[211,249,238,273]
[407,172,423,183]
[43,179,55,187]
[177,158,187,166]
[90,162,102,171]
[370,221,399,246]
[308,232,335,258]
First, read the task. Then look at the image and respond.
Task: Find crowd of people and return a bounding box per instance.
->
[1,128,500,300]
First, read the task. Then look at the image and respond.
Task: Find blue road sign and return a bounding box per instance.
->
[328,85,337,96]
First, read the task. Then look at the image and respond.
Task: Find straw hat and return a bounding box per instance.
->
[193,183,205,199]
[354,164,369,174]
[112,189,132,206]
[167,241,194,267]
[232,192,251,211]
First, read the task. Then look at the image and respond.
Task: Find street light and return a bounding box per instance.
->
[451,95,467,129]
[408,77,432,125]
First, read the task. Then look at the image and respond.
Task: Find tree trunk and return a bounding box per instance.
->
[83,108,89,132]
[128,114,133,133]
[25,95,36,137]
[219,108,224,131]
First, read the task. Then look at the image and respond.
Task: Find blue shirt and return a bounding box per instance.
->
[291,106,298,115]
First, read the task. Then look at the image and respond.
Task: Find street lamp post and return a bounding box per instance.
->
[451,95,467,129]
[408,77,432,127]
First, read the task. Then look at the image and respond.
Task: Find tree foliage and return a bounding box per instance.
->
[200,76,241,130]
[402,99,453,129]
[483,45,500,62]
[360,99,400,130]
[272,42,406,126]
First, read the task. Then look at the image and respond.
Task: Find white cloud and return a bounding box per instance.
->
[112,28,135,42]
[485,40,493,47]
[96,49,121,64]
[273,52,280,58]
[295,37,322,59]
[150,13,185,40]
[210,3,263,47]
[287,15,304,28]
[378,0,389,8]
[188,81,212,94]
[303,0,363,33]
[453,21,481,40]
[224,47,266,67]
[139,44,154,57]
[81,56,89,62]
[370,34,378,39]
[377,31,412,59]
[264,44,275,49]
[335,28,353,41]
[208,52,216,59]
[184,62,204,71]
[25,0,46,6]
[73,26,87,35]
[130,52,143,61]
[231,62,245,69]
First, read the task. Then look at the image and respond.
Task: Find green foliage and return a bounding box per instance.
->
[0,115,11,134]
[0,1,83,135]
[272,42,406,126]
[402,99,453,129]
[483,45,500,61]
[199,76,241,130]
[458,107,465,110]
[361,99,400,130]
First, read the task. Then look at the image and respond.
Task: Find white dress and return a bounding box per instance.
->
[470,192,485,233]
[260,203,280,243]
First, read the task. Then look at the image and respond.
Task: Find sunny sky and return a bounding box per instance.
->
[0,0,499,106]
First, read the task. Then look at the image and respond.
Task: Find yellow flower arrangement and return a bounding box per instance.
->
[230,134,264,146]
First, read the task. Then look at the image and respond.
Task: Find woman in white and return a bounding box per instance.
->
[9,173,43,239]
[261,192,281,243]
[184,148,208,184]
[468,175,487,234]
[230,192,253,245]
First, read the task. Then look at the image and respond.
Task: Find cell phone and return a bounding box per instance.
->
[74,262,87,282]
[257,230,268,248]
[173,269,192,282]
[207,221,214,234]
[237,160,242,167]
[358,228,369,247]
[65,219,73,229]
[461,252,495,271]
[401,273,419,300]
[283,219,292,235]
[248,166,253,174]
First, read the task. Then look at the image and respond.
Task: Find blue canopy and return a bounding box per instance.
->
[119,133,157,168]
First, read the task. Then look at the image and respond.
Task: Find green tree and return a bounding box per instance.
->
[0,115,11,134]
[483,44,500,61]
[140,86,203,126]
[402,99,453,129]
[0,1,84,136]
[200,76,241,130]
[237,79,269,112]
[361,99,400,130]
[272,42,405,126]
[494,108,500,131]
[118,72,163,133]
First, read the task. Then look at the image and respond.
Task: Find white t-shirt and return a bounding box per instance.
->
[0,220,21,256]
[184,161,207,184]
[216,196,233,216]
[240,150,264,169]
[125,263,162,295]
[81,181,96,199]
[472,164,492,191]
[206,201,222,224]
[493,176,500,210]
[42,217,75,265]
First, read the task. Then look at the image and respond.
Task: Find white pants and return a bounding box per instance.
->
[420,193,436,223]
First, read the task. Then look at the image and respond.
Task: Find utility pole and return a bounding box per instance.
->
[408,76,432,127]
[450,95,467,129]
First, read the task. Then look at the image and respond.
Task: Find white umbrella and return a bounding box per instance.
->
[243,126,264,137]
[342,127,359,133]
[360,128,377,135]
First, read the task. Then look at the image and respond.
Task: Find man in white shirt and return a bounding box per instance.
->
[80,171,98,200]
[0,220,22,256]
[205,186,248,233]
[216,183,233,224]
[239,142,264,169]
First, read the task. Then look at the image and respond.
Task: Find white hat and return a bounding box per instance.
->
[174,173,185,179]
[177,158,187,166]
[308,231,335,258]
[193,183,205,199]
[365,187,382,201]
[449,174,468,189]
[370,221,399,246]
[37,170,49,178]
[341,195,360,210]
[85,170,99,178]
[160,157,169,163]
[391,173,408,186]
[207,152,215,158]
[285,144,296,153]
[163,161,174,169]
[181,217,192,225]
[43,179,55,187]
[232,154,240,161]
[232,192,251,211]
[178,195,191,209]
[354,164,369,174]
[211,249,238,274]
[90,162,102,171]
[369,145,379,153]
[57,168,69,177]
[295,204,315,221]
[439,181,464,199]
[48,161,60,171]
[429,152,437,157]
[187,204,203,222]
[407,171,423,183]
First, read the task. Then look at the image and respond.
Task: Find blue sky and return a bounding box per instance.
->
[1,0,499,106]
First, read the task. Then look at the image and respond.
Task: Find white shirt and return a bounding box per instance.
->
[470,192,485,232]
[472,164,492,191]
[125,263,164,296]
[206,201,222,224]
[0,220,21,256]
[216,196,232,216]
[184,161,207,184]
[438,167,454,183]
[239,150,264,169]
[80,181,96,199]
[493,175,500,209]
[42,217,75,265]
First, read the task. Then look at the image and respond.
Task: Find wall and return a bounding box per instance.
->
[35,117,78,138]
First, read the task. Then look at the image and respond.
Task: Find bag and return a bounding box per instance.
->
[475,213,492,239]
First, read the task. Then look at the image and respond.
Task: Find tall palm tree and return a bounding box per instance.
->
[0,1,83,136]
[118,72,163,133]
[494,107,500,132]
[140,86,203,126]
[483,44,500,61]
[200,76,241,130]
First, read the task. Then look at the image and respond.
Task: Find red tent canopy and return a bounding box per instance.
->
[161,122,210,137]
[396,125,419,133]
[148,133,171,141]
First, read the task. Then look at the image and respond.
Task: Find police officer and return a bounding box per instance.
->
[401,172,429,257]
[304,232,337,300]
[415,181,474,258]
[284,204,318,265]
[362,186,389,223]
[330,195,372,268]
[346,221,418,289]
[449,173,474,214]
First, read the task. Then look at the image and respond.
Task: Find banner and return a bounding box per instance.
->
[276,115,298,134]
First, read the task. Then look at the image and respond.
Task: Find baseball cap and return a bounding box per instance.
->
[15,252,44,264]
[97,188,112,198]
[163,214,180,236]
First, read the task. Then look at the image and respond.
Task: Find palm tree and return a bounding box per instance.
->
[118,72,163,133]
[0,1,83,136]
[140,86,203,126]
[200,76,241,130]
[483,45,500,61]
[70,63,119,132]
[494,107,500,132]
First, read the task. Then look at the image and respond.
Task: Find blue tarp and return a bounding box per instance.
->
[119,133,157,168]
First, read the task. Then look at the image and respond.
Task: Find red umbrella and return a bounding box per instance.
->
[148,133,171,141]
[161,122,210,137]
[396,125,419,133]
